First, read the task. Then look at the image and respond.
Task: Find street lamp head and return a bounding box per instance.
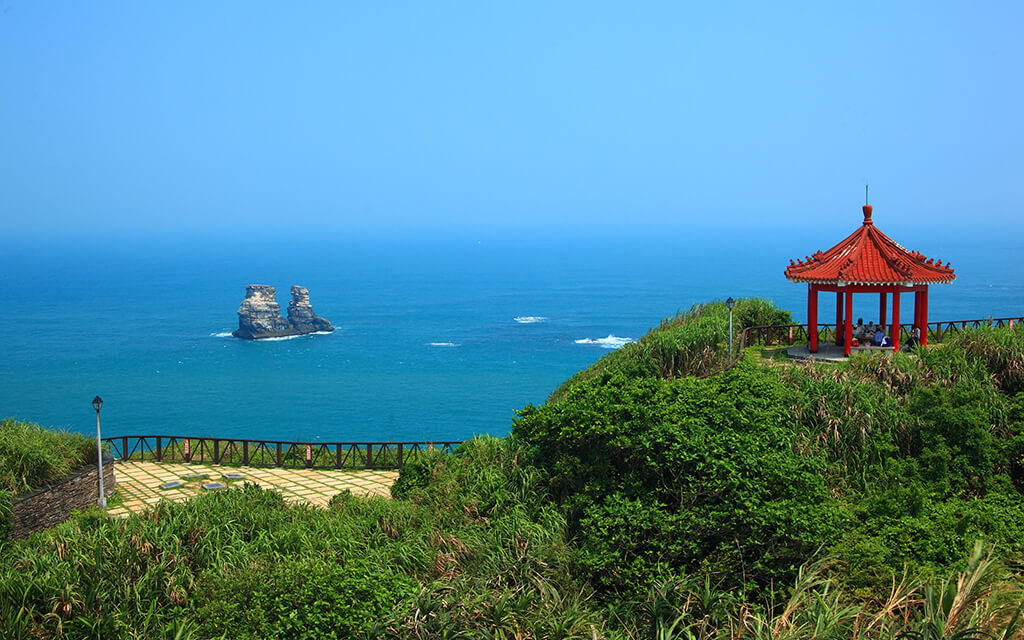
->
[725,297,735,311]
[92,396,103,412]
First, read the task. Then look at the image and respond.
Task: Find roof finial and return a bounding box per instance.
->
[865,184,869,205]
[862,185,873,225]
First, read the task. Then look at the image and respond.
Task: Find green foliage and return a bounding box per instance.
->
[197,557,414,639]
[0,418,95,494]
[775,328,1024,591]
[389,448,448,499]
[0,438,602,639]
[517,362,844,598]
[0,489,10,541]
[522,315,1024,607]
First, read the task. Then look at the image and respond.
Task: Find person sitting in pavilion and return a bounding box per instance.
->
[873,327,890,347]
[905,326,921,350]
[853,318,867,338]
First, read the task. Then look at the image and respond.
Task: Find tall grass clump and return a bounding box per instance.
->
[0,418,94,494]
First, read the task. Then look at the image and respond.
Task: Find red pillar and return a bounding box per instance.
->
[835,292,843,345]
[844,289,853,357]
[892,291,901,351]
[920,287,929,347]
[808,284,818,352]
[879,293,887,334]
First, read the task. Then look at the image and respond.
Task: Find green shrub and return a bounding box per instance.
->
[196,557,415,639]
[0,418,94,494]
[517,362,844,598]
[0,489,11,541]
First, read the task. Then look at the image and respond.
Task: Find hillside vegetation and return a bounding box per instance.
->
[0,418,96,539]
[1,300,1022,639]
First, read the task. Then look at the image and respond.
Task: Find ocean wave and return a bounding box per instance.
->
[210,331,234,338]
[428,342,460,347]
[255,331,334,342]
[575,335,633,349]
[514,316,548,324]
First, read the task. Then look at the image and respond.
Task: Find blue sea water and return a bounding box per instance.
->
[0,227,1020,443]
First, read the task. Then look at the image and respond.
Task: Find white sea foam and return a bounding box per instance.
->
[255,331,334,342]
[514,316,548,324]
[575,335,633,349]
[210,331,233,338]
[428,342,460,347]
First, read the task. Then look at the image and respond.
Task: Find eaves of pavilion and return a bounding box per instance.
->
[784,204,955,355]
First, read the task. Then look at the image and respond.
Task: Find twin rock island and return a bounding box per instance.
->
[233,285,334,340]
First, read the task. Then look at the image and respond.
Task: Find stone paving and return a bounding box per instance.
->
[107,461,399,518]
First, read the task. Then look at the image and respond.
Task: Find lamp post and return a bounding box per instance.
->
[726,297,735,362]
[92,396,106,509]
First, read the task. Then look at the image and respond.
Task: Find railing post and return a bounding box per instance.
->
[214,439,220,464]
[122,437,128,461]
[336,444,342,469]
[276,443,282,467]
[305,444,312,468]
[243,441,249,466]
[366,443,373,469]
[155,437,162,462]
[397,443,404,468]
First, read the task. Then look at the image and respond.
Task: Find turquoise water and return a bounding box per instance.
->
[0,228,1020,442]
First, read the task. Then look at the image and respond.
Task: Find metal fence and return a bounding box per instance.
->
[103,436,462,470]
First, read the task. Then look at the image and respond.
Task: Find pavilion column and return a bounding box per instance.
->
[891,291,901,351]
[835,292,843,345]
[879,293,887,334]
[808,284,818,352]
[844,289,853,357]
[920,287,929,347]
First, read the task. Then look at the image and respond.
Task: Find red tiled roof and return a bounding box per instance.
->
[785,205,955,285]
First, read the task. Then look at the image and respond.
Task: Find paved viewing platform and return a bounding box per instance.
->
[786,343,846,362]
[107,461,398,517]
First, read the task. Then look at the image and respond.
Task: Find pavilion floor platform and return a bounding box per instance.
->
[786,343,909,362]
[786,343,848,362]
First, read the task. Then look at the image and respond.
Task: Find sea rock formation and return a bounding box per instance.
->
[287,286,334,334]
[233,285,334,339]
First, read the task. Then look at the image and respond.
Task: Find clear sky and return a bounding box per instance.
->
[2,2,1022,235]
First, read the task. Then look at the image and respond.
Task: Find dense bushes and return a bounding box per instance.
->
[517,362,845,598]
[518,310,1024,609]
[0,418,95,494]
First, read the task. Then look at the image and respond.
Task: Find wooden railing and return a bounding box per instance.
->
[738,316,1023,351]
[102,436,462,470]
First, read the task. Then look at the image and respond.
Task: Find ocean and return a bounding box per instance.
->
[1,226,1020,443]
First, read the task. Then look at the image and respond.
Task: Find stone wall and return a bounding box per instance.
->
[7,459,117,540]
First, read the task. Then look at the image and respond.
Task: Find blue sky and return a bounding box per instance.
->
[2,2,1022,235]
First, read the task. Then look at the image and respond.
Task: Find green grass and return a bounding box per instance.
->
[0,418,95,495]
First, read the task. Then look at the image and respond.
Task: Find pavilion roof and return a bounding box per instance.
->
[784,205,955,286]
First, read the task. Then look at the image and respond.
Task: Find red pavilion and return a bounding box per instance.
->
[785,203,955,356]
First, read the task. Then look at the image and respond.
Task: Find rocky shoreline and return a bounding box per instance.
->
[232,285,334,340]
